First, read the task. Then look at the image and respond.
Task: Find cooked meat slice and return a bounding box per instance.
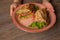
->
[35,9,47,23]
[18,16,34,27]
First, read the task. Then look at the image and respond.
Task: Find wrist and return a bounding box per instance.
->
[14,0,19,3]
[13,0,22,4]
[43,0,50,3]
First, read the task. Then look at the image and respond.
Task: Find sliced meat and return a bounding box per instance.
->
[35,9,47,23]
[18,14,34,27]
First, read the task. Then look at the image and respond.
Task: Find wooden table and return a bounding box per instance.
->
[0,0,60,40]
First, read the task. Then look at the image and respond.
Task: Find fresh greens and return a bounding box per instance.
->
[30,22,47,29]
[36,22,47,29]
[33,5,39,11]
[20,16,27,18]
[30,22,36,27]
[29,4,39,12]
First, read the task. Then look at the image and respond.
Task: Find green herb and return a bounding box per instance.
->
[30,22,36,27]
[29,4,39,12]
[36,22,47,29]
[41,22,47,26]
[36,22,42,29]
[33,5,39,11]
[30,22,47,29]
[20,16,27,18]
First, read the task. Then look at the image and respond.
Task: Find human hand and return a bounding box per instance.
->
[10,0,22,16]
[10,3,19,16]
[43,0,54,12]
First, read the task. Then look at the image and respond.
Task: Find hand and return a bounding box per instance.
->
[43,0,54,12]
[10,3,19,16]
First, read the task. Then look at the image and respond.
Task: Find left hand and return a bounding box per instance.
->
[43,0,54,12]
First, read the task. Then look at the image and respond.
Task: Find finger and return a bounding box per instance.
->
[47,4,54,12]
[43,0,50,2]
[10,5,14,16]
[10,4,18,16]
[43,2,54,12]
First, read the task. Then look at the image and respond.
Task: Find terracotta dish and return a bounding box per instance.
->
[11,3,56,33]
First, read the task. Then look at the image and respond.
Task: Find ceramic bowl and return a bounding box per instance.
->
[11,3,56,33]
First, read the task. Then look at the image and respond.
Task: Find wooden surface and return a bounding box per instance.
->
[0,0,60,40]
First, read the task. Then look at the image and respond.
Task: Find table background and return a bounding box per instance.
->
[0,0,60,40]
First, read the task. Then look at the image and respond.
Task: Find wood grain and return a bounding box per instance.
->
[0,0,60,40]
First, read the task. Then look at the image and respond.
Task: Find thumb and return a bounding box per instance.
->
[10,3,18,16]
[43,2,54,12]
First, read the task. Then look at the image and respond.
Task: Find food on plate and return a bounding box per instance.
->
[16,4,49,29]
